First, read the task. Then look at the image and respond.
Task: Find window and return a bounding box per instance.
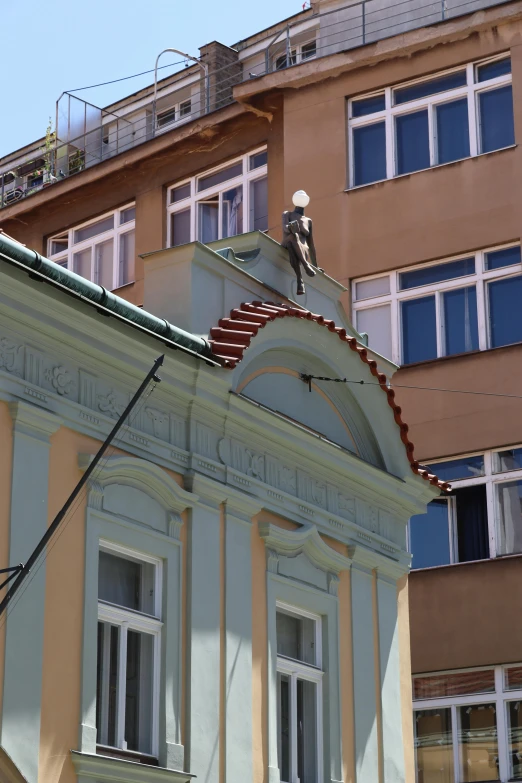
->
[167,149,268,247]
[96,543,162,758]
[48,205,136,290]
[274,39,317,71]
[156,98,192,130]
[276,603,323,783]
[348,55,514,187]
[353,244,522,364]
[408,447,522,569]
[413,664,522,783]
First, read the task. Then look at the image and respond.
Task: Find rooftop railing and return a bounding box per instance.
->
[0,0,511,210]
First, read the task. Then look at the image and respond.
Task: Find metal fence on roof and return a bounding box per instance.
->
[0,0,511,210]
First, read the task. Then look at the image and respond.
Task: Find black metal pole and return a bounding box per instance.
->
[0,354,164,620]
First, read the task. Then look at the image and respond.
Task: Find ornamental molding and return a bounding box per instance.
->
[258,521,351,576]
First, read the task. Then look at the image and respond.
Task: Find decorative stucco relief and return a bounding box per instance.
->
[45,365,74,396]
[0,337,19,374]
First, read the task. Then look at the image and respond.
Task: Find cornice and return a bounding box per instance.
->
[349,543,410,580]
[258,521,351,575]
[70,750,194,783]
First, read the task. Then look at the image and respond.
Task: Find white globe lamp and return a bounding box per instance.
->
[292,190,310,208]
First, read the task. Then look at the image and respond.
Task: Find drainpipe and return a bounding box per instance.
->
[0,232,216,361]
[152,49,209,134]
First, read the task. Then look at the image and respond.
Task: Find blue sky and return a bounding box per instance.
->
[0,0,304,157]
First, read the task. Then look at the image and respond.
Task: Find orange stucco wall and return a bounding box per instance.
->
[0,401,13,724]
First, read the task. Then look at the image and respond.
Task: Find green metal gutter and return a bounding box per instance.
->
[0,232,219,365]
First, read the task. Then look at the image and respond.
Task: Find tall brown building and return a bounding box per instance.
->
[2,0,522,780]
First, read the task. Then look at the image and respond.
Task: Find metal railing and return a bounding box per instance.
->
[0,0,511,210]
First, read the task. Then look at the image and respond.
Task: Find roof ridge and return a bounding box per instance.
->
[208,300,450,492]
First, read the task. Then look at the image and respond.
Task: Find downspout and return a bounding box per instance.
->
[0,233,216,362]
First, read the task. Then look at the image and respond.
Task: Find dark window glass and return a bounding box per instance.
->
[498,479,522,555]
[396,110,430,175]
[436,98,470,164]
[394,70,466,104]
[401,296,437,364]
[479,85,515,153]
[249,150,267,170]
[400,258,475,289]
[477,57,511,82]
[429,455,485,481]
[98,552,140,610]
[486,246,521,270]
[489,275,522,348]
[250,176,268,231]
[352,94,385,117]
[278,674,290,781]
[74,215,114,244]
[497,448,522,472]
[301,41,317,60]
[507,700,522,781]
[171,208,191,247]
[414,670,495,699]
[410,498,451,569]
[353,122,386,186]
[197,161,242,192]
[171,183,190,203]
[454,484,489,562]
[120,206,135,224]
[443,286,479,356]
[157,107,177,127]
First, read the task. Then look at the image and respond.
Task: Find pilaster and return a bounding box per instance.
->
[0,402,61,783]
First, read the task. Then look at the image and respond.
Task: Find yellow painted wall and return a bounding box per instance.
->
[0,401,14,723]
[398,575,415,783]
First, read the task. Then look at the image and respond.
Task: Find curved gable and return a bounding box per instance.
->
[210,301,448,490]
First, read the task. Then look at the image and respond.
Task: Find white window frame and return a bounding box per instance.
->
[166,147,268,246]
[274,39,317,70]
[407,445,522,565]
[348,53,513,188]
[48,204,136,291]
[276,600,324,783]
[96,541,163,759]
[352,242,522,365]
[156,98,193,132]
[413,663,522,783]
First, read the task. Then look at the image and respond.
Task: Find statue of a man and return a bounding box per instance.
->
[282,190,318,296]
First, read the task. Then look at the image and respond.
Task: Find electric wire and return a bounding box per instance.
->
[302,375,522,400]
[0,378,159,633]
[66,58,188,93]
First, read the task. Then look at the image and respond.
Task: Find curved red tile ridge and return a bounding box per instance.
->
[209,301,450,492]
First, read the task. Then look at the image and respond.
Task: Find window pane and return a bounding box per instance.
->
[485,245,521,270]
[458,703,499,782]
[437,98,470,164]
[98,551,155,614]
[352,94,385,117]
[120,206,136,224]
[96,622,119,747]
[353,122,386,186]
[496,448,522,473]
[400,257,475,289]
[477,57,511,83]
[301,41,316,60]
[249,150,267,170]
[94,238,114,290]
[198,198,219,243]
[428,455,485,481]
[297,679,317,783]
[498,480,522,555]
[179,99,192,117]
[409,498,451,569]
[157,107,177,127]
[355,276,391,300]
[278,673,290,782]
[455,484,489,562]
[73,247,92,279]
[74,215,114,244]
[51,236,68,255]
[197,161,242,192]
[356,305,392,359]
[222,185,243,238]
[479,85,515,153]
[125,630,154,754]
[171,208,191,247]
[394,70,466,104]
[415,707,454,783]
[396,110,430,175]
[507,701,522,781]
[171,183,191,203]
[414,670,495,700]
[443,286,478,356]
[276,610,316,665]
[401,296,437,364]
[488,275,522,348]
[119,230,135,286]
[505,666,522,691]
[250,177,268,231]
